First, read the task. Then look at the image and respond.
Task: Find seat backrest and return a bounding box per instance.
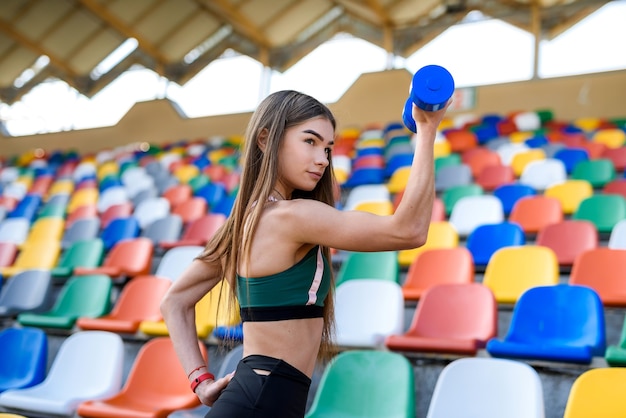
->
[505,285,605,355]
[336,250,398,286]
[121,337,206,399]
[101,217,140,250]
[571,158,616,188]
[0,242,17,268]
[156,246,203,281]
[554,147,589,174]
[61,217,100,249]
[608,218,626,249]
[410,283,497,342]
[335,279,404,347]
[563,368,626,418]
[544,180,593,215]
[449,195,504,236]
[141,214,183,244]
[306,350,414,418]
[493,183,537,215]
[133,197,170,229]
[103,237,153,276]
[403,248,474,298]
[426,357,545,418]
[0,218,30,245]
[172,197,207,224]
[570,248,626,306]
[536,220,598,265]
[435,164,472,192]
[50,275,112,318]
[466,222,526,266]
[0,327,47,391]
[194,280,240,338]
[508,195,563,234]
[572,194,626,233]
[108,275,171,320]
[57,238,104,271]
[179,213,226,242]
[39,331,124,399]
[344,184,390,211]
[441,183,483,216]
[483,246,559,304]
[0,270,52,316]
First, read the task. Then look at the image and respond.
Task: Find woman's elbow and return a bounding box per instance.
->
[401,224,429,249]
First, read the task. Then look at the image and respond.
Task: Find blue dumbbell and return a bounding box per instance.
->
[402,65,455,133]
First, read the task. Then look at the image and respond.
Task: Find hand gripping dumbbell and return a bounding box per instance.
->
[402,65,455,133]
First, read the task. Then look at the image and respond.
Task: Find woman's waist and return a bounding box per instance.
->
[242,319,323,377]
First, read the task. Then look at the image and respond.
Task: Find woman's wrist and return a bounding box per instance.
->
[190,372,215,393]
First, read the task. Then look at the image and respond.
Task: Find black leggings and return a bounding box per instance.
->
[206,354,312,418]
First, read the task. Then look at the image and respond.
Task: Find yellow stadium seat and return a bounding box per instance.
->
[433,141,451,159]
[387,166,411,194]
[47,179,75,197]
[1,240,61,277]
[482,245,559,304]
[173,164,200,184]
[593,128,626,149]
[573,117,602,132]
[510,149,545,177]
[21,217,65,249]
[96,161,119,180]
[398,221,459,268]
[509,131,534,144]
[563,367,626,418]
[544,180,593,215]
[67,188,99,214]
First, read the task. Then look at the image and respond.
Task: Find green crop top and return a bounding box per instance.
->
[237,246,331,322]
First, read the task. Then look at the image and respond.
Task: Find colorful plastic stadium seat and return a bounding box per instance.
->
[572,194,626,234]
[401,247,474,301]
[465,222,525,268]
[73,237,153,281]
[571,158,616,188]
[544,180,593,215]
[52,238,105,280]
[335,250,399,287]
[508,195,563,235]
[449,195,504,236]
[100,216,140,251]
[486,284,605,364]
[0,270,53,318]
[493,183,536,215]
[426,358,545,418]
[563,368,626,418]
[569,248,626,306]
[305,350,414,418]
[0,327,47,392]
[76,275,171,334]
[482,245,559,304]
[386,283,496,355]
[535,220,598,267]
[335,279,404,348]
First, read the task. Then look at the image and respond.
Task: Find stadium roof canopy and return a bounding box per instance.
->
[0,0,613,104]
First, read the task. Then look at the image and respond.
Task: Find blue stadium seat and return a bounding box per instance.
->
[466,222,525,268]
[0,327,47,392]
[486,284,605,364]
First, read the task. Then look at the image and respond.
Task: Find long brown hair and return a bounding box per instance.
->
[198,90,338,361]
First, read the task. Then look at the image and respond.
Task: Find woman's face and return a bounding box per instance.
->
[276,116,335,195]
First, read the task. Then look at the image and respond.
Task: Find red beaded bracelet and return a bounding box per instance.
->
[190,372,215,393]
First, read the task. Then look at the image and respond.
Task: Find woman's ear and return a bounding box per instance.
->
[257,128,269,153]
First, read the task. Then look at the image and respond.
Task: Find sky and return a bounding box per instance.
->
[0,0,625,137]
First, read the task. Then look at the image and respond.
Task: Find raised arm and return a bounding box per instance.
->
[278,102,449,252]
[160,258,231,405]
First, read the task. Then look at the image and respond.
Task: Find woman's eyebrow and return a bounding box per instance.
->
[303,129,334,145]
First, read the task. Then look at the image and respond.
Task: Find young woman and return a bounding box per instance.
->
[160,89,449,417]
